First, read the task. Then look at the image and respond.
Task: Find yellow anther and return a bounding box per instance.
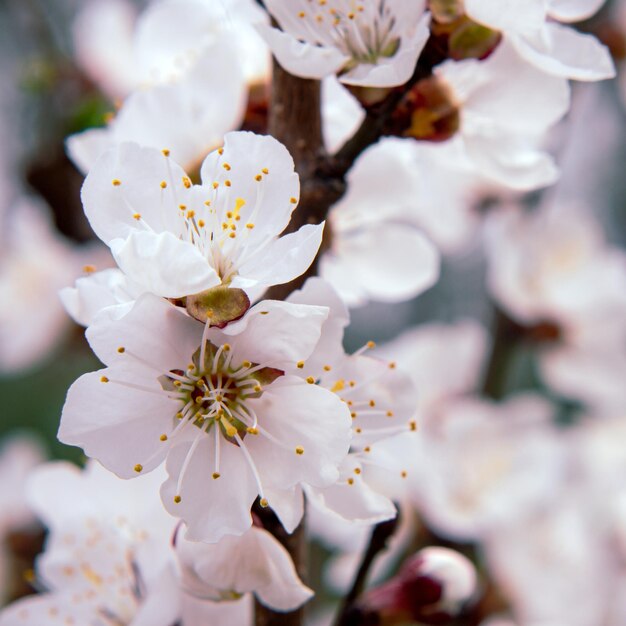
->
[306,376,315,384]
[296,361,305,369]
[133,213,141,220]
[410,420,417,431]
[354,468,361,475]
[349,380,356,387]
[176,412,184,419]
[330,379,345,392]
[186,210,195,219]
[389,361,396,369]
[213,182,219,189]
[220,416,237,438]
[204,200,211,206]
[254,385,262,393]
[162,148,170,156]
[290,197,297,204]
[235,197,246,212]
[401,471,408,478]
[367,340,376,349]
[173,381,182,387]
[224,180,232,187]
[260,498,269,508]
[242,360,252,368]
[182,176,192,188]
[198,219,205,227]
[364,446,371,453]
[351,412,357,419]
[23,569,35,583]
[160,434,168,442]
[218,147,224,155]
[100,376,109,383]
[260,311,269,315]
[247,427,259,435]
[112,179,121,186]
[386,410,394,417]
[246,223,255,229]
[83,265,96,273]
[255,174,262,181]
[174,495,182,504]
[347,477,354,485]
[160,181,167,189]
[134,464,143,473]
[295,446,304,455]
[369,400,376,407]
[355,427,362,433]
[222,222,229,230]
[223,163,231,171]
[262,167,269,175]
[117,347,125,353]
[223,343,231,351]
[323,365,332,371]
[179,204,186,210]
[212,472,221,479]
[298,10,305,17]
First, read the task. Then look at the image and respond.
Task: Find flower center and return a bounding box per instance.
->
[298,1,401,67]
[160,341,283,440]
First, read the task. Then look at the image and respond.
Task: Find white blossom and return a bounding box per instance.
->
[80,131,324,302]
[176,524,312,611]
[68,0,271,173]
[0,198,107,373]
[464,0,614,81]
[258,0,431,87]
[58,294,352,542]
[319,139,440,306]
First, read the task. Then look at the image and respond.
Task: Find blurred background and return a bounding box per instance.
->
[1,0,626,624]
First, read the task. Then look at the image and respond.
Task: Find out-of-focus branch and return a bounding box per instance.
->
[330,35,448,179]
[333,515,399,626]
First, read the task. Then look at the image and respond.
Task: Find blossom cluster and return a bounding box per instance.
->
[0,0,623,624]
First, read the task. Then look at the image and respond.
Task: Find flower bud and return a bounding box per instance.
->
[358,547,477,625]
[185,285,250,327]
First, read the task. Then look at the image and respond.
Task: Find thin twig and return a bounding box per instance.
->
[333,515,399,626]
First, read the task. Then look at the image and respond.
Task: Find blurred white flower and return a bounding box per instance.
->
[0,198,106,373]
[431,41,570,190]
[408,394,567,542]
[0,434,45,604]
[0,460,253,626]
[176,524,312,611]
[464,0,614,81]
[319,138,440,306]
[80,132,323,302]
[68,0,271,173]
[258,0,431,87]
[59,294,352,543]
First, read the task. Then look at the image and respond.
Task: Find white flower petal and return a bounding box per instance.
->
[246,379,352,489]
[221,300,329,368]
[58,369,178,479]
[81,142,190,244]
[321,224,440,306]
[548,0,606,22]
[111,231,220,298]
[255,23,349,80]
[513,22,615,81]
[239,223,324,288]
[162,436,257,542]
[86,293,200,369]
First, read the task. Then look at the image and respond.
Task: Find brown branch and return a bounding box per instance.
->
[332,515,400,626]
